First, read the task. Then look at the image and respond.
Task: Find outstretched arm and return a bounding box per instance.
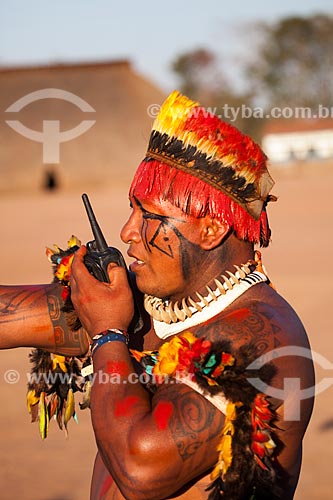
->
[0,283,89,355]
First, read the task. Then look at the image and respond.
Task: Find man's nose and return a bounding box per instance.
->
[120,216,141,244]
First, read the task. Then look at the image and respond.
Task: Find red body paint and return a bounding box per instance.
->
[114,395,140,418]
[153,401,174,430]
[107,360,130,376]
[100,475,113,498]
[223,307,251,321]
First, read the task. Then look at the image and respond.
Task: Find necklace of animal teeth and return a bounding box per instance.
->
[144,260,262,325]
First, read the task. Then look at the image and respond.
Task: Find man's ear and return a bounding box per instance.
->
[199,216,230,250]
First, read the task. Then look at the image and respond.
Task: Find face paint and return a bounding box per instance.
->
[121,196,207,300]
[135,196,186,258]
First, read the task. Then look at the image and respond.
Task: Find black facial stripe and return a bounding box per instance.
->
[134,195,187,258]
[133,195,186,224]
[145,215,183,259]
[133,196,205,281]
[141,218,152,254]
[149,221,174,258]
[144,214,205,281]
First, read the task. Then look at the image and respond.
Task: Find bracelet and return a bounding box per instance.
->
[91,329,129,356]
[91,328,128,343]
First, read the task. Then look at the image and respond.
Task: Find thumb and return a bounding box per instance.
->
[74,244,87,262]
[107,263,130,288]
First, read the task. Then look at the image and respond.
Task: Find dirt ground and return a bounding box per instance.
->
[0,162,332,499]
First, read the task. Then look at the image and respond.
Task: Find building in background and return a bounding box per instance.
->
[0,61,165,193]
[261,118,333,164]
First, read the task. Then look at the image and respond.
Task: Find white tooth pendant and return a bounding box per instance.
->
[241,263,251,274]
[214,278,226,295]
[206,285,217,301]
[188,296,203,312]
[166,302,178,323]
[226,271,240,285]
[143,260,259,325]
[234,265,246,279]
[182,297,193,318]
[221,275,233,290]
[174,302,186,321]
[196,292,209,307]
[160,306,172,324]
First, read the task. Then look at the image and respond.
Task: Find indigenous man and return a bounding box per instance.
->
[0,91,314,499]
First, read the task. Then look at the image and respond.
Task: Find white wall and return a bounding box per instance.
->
[262,129,333,163]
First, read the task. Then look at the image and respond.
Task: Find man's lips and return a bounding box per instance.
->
[127,252,145,268]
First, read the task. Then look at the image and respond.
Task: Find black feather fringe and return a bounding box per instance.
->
[147,130,257,202]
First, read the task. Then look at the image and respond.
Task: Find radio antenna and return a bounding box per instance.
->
[82,193,108,251]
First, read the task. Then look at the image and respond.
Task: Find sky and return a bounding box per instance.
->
[1,0,332,92]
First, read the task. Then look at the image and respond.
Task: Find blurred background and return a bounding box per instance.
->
[0,1,333,498]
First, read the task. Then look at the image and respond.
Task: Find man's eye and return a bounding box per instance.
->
[141,206,155,217]
[143,213,152,220]
[143,210,162,220]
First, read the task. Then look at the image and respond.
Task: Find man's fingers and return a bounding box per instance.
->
[107,263,130,288]
[71,247,129,290]
[71,245,94,285]
[75,245,87,260]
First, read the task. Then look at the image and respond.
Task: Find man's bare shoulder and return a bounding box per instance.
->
[193,283,310,352]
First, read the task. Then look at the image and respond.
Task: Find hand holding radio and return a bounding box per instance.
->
[70,194,143,337]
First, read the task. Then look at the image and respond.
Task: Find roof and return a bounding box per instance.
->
[262,118,333,135]
[0,60,166,192]
[0,59,131,74]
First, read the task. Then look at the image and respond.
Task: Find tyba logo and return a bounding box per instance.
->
[247,346,332,421]
[5,88,96,163]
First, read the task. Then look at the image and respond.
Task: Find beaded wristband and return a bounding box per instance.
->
[91,329,129,356]
[91,328,128,343]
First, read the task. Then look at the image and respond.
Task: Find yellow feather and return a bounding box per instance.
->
[153,91,198,138]
[68,235,81,248]
[211,402,242,480]
[52,354,67,372]
[39,391,49,440]
[26,389,39,413]
[64,388,75,430]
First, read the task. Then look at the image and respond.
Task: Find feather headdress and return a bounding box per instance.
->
[130,91,276,247]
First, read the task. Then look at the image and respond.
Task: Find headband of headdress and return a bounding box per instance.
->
[130,91,275,247]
